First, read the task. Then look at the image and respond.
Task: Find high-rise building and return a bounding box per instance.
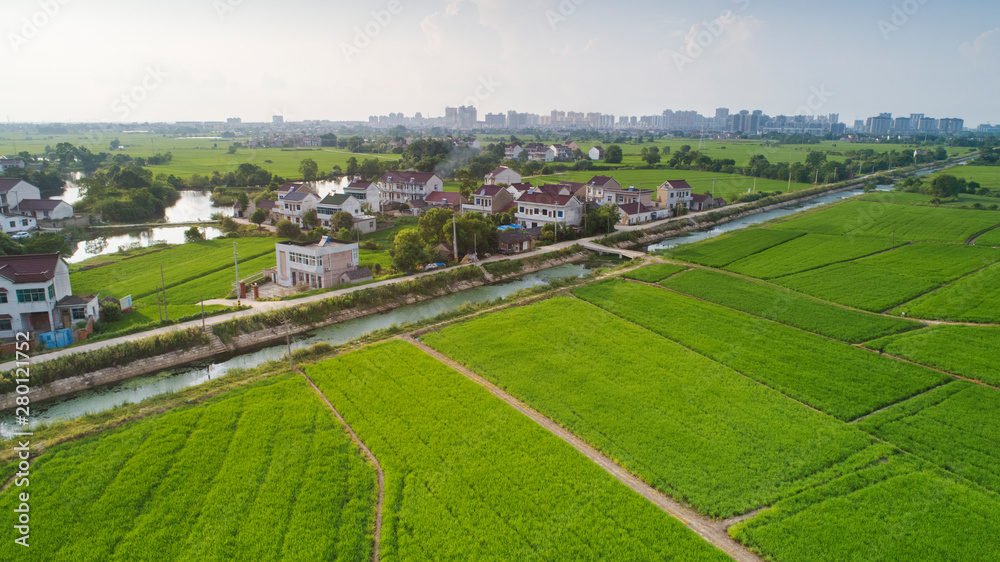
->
[866,114,893,135]
[458,106,478,129]
[485,113,506,127]
[938,118,965,134]
[272,115,283,125]
[445,107,459,127]
[893,117,911,132]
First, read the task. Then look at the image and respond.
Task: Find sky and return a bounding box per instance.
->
[1,0,999,125]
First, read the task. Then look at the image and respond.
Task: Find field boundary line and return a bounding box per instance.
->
[852,345,1000,393]
[404,335,763,562]
[297,368,385,562]
[881,260,1000,314]
[714,230,809,269]
[758,240,913,281]
[965,223,1000,246]
[0,457,37,494]
[847,382,955,425]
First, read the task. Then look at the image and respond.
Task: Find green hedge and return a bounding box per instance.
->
[0,328,211,394]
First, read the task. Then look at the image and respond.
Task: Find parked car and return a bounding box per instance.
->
[11,232,30,240]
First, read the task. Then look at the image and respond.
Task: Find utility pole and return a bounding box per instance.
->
[452,218,458,263]
[161,264,168,321]
[788,170,792,191]
[233,242,240,287]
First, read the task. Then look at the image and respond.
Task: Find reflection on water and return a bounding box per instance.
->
[67,226,224,263]
[166,191,232,223]
[0,264,593,435]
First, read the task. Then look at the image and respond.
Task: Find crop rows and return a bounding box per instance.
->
[0,375,376,561]
[666,228,804,268]
[977,227,1000,247]
[774,243,1000,312]
[422,296,880,518]
[573,280,949,421]
[731,451,1000,561]
[661,269,921,343]
[771,200,1000,243]
[306,340,728,560]
[621,263,688,283]
[725,233,896,279]
[893,262,1000,323]
[70,238,278,301]
[858,381,1000,493]
[865,325,1000,387]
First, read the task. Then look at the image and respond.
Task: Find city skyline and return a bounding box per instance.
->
[2,0,998,124]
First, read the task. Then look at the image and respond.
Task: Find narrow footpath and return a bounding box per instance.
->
[404,335,762,562]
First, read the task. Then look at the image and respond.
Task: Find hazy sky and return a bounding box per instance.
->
[2,0,998,125]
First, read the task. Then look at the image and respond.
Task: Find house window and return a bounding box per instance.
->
[71,307,87,321]
[8,221,14,228]
[519,206,524,213]
[16,288,47,303]
[22,220,29,227]
[558,211,564,218]
[0,319,10,331]
[0,293,6,303]
[48,284,55,299]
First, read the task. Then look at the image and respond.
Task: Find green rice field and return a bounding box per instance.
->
[892,262,1000,322]
[725,233,896,279]
[306,340,728,560]
[865,325,1000,387]
[622,263,688,283]
[666,228,805,268]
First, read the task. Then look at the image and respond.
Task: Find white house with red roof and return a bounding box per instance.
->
[0,179,41,215]
[343,178,381,213]
[464,185,515,216]
[15,199,74,220]
[658,180,695,211]
[377,171,444,204]
[618,203,657,226]
[515,190,584,228]
[484,166,522,186]
[589,146,606,160]
[550,144,574,162]
[0,254,99,339]
[279,191,321,226]
[424,191,467,213]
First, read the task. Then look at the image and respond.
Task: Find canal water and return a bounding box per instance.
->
[0,263,593,436]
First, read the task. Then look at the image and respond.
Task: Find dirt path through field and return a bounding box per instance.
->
[297,368,385,562]
[405,336,762,562]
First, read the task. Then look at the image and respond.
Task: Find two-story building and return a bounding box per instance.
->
[589,146,606,160]
[278,192,321,226]
[317,194,363,225]
[0,179,41,215]
[0,159,26,174]
[484,166,522,186]
[618,203,658,226]
[584,176,622,202]
[658,180,695,212]
[515,191,584,228]
[504,144,523,160]
[344,178,381,213]
[377,172,444,205]
[15,199,74,221]
[272,238,362,289]
[463,185,515,216]
[524,144,556,162]
[550,144,574,162]
[424,191,467,213]
[0,253,99,340]
[1,215,36,234]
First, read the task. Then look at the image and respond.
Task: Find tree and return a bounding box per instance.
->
[236,191,250,212]
[331,211,354,232]
[605,145,624,164]
[805,151,827,168]
[276,219,301,239]
[250,208,269,228]
[299,158,319,181]
[302,209,320,230]
[184,226,205,242]
[220,216,240,234]
[929,174,964,198]
[227,145,238,155]
[641,146,661,166]
[390,228,428,272]
[346,157,359,177]
[418,208,456,245]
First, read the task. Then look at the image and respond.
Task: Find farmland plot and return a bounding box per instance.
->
[894,262,1000,323]
[666,228,805,267]
[661,269,921,343]
[731,453,1000,562]
[574,280,949,421]
[622,263,687,283]
[859,382,1000,492]
[772,200,1000,243]
[422,296,879,518]
[0,375,377,561]
[977,227,1000,247]
[725,233,895,279]
[774,243,1000,312]
[865,325,1000,387]
[306,340,728,561]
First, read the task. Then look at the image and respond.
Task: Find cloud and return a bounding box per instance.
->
[960,27,1000,62]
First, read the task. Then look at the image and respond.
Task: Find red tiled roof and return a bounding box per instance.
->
[474,185,506,197]
[257,200,277,210]
[15,199,67,211]
[346,181,376,190]
[517,192,576,206]
[379,171,438,184]
[559,181,586,191]
[588,175,616,187]
[0,254,63,284]
[691,193,711,203]
[424,191,463,204]
[487,167,514,177]
[0,179,28,193]
[661,180,694,191]
[619,202,650,215]
[508,182,533,192]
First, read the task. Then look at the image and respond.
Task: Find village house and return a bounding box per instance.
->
[271,238,362,289]
[658,180,695,212]
[497,226,534,254]
[0,159,26,174]
[247,199,278,223]
[504,143,523,160]
[690,193,728,212]
[0,179,74,220]
[618,203,657,226]
[515,191,584,228]
[589,146,606,160]
[278,191,321,226]
[484,166,522,186]
[463,185,515,216]
[1,215,36,235]
[344,178,381,213]
[524,144,556,162]
[277,182,314,199]
[15,199,74,221]
[585,176,623,202]
[377,171,444,205]
[340,268,374,285]
[424,191,467,213]
[317,194,363,226]
[0,253,100,343]
[550,144,574,162]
